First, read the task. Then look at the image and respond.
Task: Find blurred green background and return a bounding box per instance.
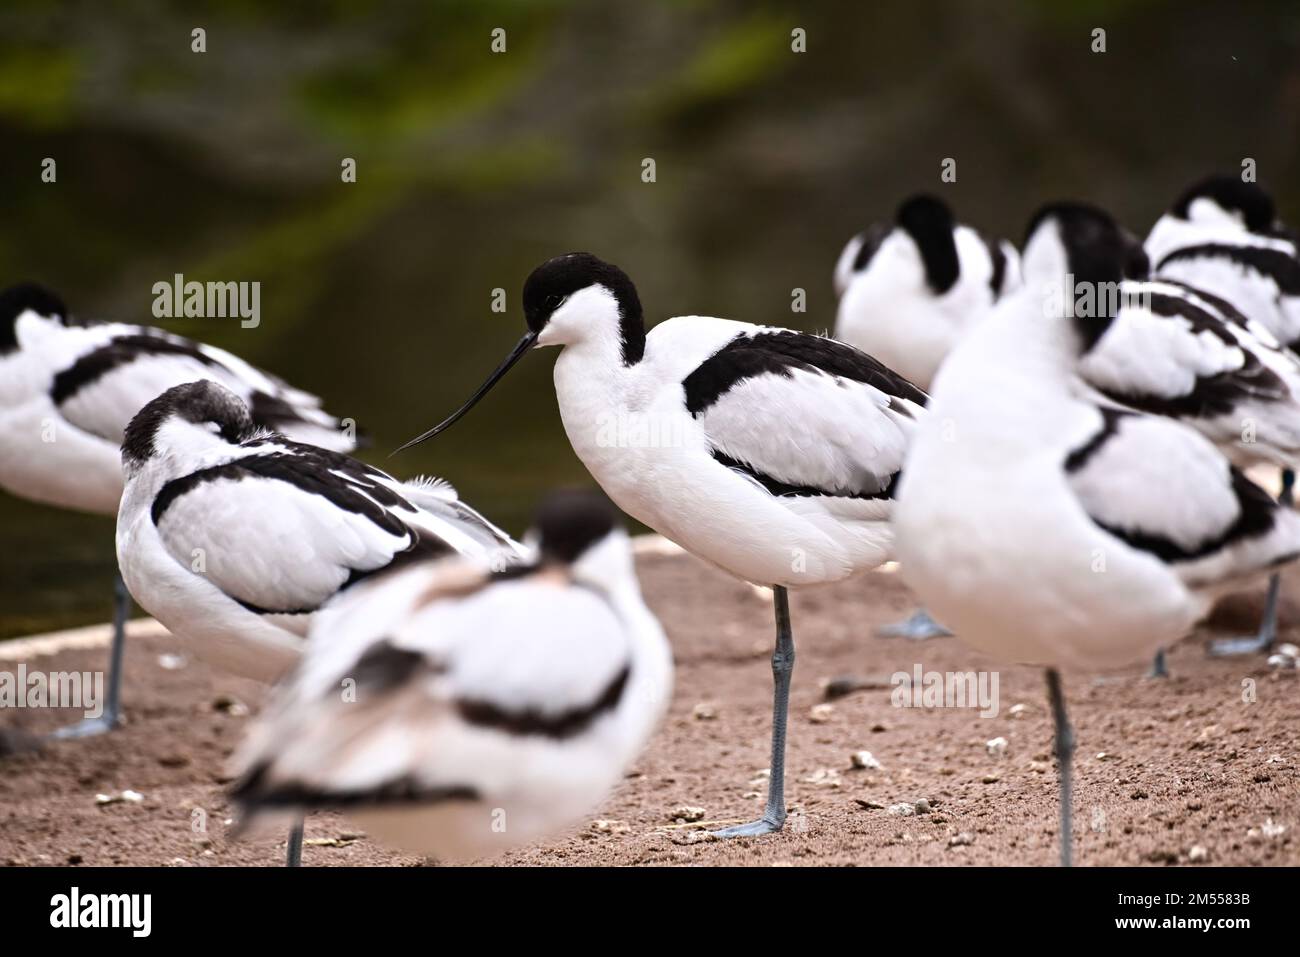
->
[1,0,1298,638]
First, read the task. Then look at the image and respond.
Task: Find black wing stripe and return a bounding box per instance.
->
[51,334,222,405]
[1096,293,1287,418]
[1092,469,1277,563]
[682,330,927,418]
[1064,407,1131,474]
[232,761,480,809]
[151,444,415,533]
[456,664,630,740]
[1156,244,1300,296]
[714,450,898,500]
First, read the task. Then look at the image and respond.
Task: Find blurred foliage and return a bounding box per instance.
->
[1,0,1299,636]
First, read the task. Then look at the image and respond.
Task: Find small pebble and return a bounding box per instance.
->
[986,736,1008,756]
[671,830,717,846]
[887,803,916,816]
[669,806,706,823]
[1267,654,1296,671]
[981,774,1000,784]
[949,832,975,847]
[850,750,883,770]
[692,702,718,721]
[591,819,630,835]
[1188,845,1209,862]
[913,798,931,813]
[1276,642,1299,658]
[212,694,249,717]
[94,790,144,806]
[823,676,868,700]
[157,653,187,671]
[809,703,834,724]
[1008,703,1028,718]
[802,767,842,788]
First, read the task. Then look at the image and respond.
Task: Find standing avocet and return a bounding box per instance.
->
[834,194,1018,640]
[117,380,523,864]
[0,283,358,737]
[894,202,1300,865]
[398,252,926,837]
[231,489,672,861]
[1146,177,1300,655]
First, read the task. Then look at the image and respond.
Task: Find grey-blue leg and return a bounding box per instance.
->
[712,585,793,838]
[1046,668,1075,867]
[875,607,953,640]
[49,574,129,740]
[1149,648,1169,678]
[1210,467,1293,657]
[286,818,304,867]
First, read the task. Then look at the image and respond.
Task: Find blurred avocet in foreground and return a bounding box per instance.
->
[231,489,671,861]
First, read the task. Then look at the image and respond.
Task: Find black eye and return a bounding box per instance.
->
[544,293,565,310]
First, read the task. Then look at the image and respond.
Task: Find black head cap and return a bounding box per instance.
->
[1172,175,1275,233]
[1,282,67,353]
[1025,202,1143,347]
[521,253,645,363]
[532,488,621,565]
[896,194,960,295]
[1024,202,1138,286]
[122,380,256,467]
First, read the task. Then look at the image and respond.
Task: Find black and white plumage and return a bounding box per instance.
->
[1078,276,1300,470]
[833,194,1020,390]
[398,251,927,839]
[0,282,357,517]
[117,381,523,683]
[1146,176,1300,350]
[895,203,1300,865]
[230,490,672,860]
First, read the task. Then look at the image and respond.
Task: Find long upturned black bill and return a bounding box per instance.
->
[393,330,538,454]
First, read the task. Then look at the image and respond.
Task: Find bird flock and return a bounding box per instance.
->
[1,173,1297,866]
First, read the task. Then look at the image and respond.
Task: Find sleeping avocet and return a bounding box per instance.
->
[1145,177,1300,655]
[230,489,672,861]
[0,283,358,737]
[833,194,1018,640]
[117,380,523,865]
[118,380,522,682]
[398,252,926,837]
[1147,175,1299,349]
[894,202,1300,865]
[834,194,1020,391]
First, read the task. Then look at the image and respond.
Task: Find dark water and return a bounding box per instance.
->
[2,0,1298,638]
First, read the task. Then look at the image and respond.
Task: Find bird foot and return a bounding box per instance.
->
[46,712,122,740]
[875,609,953,640]
[1208,634,1274,657]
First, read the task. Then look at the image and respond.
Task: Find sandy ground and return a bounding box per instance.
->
[1,549,1297,867]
